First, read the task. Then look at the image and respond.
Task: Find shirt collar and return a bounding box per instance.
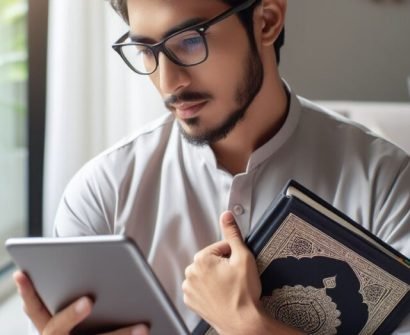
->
[246,81,301,172]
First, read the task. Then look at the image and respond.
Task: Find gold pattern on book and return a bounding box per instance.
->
[261,277,341,335]
[256,213,410,335]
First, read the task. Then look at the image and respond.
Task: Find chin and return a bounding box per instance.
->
[177,122,209,146]
[182,117,200,127]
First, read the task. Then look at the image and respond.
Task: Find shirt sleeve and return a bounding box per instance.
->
[52,158,116,237]
[373,153,410,258]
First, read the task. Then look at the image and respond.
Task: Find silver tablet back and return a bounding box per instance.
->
[6,235,190,335]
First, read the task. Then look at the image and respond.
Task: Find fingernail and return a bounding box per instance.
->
[132,324,148,335]
[75,297,90,314]
[223,211,235,223]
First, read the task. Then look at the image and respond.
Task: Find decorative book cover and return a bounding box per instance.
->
[193,180,410,335]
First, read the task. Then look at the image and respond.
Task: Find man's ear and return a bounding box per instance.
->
[254,0,286,46]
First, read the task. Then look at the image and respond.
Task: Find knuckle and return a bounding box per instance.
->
[184,265,194,279]
[193,251,202,262]
[193,250,208,264]
[181,280,188,293]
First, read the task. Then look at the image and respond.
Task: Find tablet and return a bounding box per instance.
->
[6,235,190,335]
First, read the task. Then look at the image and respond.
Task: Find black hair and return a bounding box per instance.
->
[108,0,285,63]
[220,0,284,63]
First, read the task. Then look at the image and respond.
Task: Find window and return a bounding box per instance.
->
[0,0,28,270]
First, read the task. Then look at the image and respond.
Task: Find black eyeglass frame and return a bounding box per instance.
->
[112,0,258,75]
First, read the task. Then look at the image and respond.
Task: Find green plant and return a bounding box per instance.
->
[0,0,27,148]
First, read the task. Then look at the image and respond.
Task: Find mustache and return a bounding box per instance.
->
[164,91,213,109]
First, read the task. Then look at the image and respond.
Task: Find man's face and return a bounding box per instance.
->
[127,0,264,145]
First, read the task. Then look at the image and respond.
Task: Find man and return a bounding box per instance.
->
[14,0,410,334]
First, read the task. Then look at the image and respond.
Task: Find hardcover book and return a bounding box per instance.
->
[193,180,410,335]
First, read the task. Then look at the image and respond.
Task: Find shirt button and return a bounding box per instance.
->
[233,204,245,216]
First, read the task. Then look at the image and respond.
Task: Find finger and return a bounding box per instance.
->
[219,211,244,245]
[13,271,51,332]
[100,323,150,335]
[43,296,93,334]
[194,240,231,260]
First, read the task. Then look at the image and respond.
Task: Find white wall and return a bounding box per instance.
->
[280,0,410,102]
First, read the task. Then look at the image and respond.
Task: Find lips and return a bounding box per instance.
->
[173,101,208,120]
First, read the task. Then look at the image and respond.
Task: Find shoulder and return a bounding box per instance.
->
[295,97,409,253]
[54,114,179,235]
[296,96,409,190]
[64,115,179,215]
[297,96,409,161]
[298,96,380,136]
[97,113,175,162]
[77,113,177,177]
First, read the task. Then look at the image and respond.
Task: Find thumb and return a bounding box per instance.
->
[220,211,244,245]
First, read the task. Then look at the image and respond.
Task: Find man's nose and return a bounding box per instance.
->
[157,53,191,95]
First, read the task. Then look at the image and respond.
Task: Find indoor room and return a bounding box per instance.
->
[0,0,409,333]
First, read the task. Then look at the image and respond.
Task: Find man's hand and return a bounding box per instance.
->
[182,211,262,334]
[182,211,304,335]
[13,271,150,335]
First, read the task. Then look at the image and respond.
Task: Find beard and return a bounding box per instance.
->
[171,48,264,146]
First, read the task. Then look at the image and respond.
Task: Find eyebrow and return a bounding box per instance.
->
[129,17,207,44]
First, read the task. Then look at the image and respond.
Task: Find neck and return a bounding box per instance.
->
[211,69,288,175]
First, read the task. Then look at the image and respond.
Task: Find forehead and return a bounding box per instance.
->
[126,0,230,38]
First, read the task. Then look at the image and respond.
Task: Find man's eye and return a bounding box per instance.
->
[136,46,154,58]
[179,36,203,53]
[183,36,202,46]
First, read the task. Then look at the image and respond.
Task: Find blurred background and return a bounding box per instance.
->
[0,0,409,332]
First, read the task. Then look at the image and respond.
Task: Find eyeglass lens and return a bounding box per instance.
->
[120,30,207,74]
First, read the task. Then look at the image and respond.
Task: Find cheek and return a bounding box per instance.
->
[206,28,249,78]
[148,72,161,94]
[199,39,248,101]
[147,34,249,102]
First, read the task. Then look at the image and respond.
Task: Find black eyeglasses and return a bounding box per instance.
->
[112,0,257,75]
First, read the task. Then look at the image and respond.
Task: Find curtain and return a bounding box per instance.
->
[43,0,165,236]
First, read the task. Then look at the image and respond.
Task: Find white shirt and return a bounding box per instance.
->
[53,87,410,332]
